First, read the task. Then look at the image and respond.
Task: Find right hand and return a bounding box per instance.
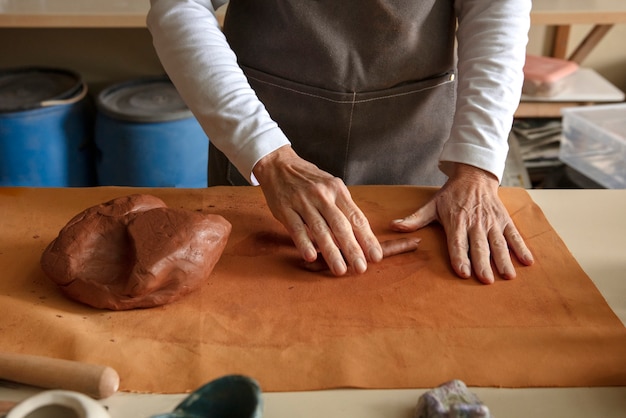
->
[252,145,383,276]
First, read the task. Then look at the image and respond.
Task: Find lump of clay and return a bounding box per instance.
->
[41,194,232,310]
[414,380,491,418]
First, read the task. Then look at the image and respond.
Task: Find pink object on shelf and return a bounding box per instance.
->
[522,54,579,97]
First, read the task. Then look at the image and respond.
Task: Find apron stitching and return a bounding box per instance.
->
[355,78,454,104]
[245,74,454,104]
[343,92,357,180]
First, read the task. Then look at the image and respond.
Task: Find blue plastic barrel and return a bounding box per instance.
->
[0,67,96,187]
[94,77,208,187]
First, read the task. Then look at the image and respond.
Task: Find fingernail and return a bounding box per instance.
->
[502,267,516,280]
[369,247,383,263]
[524,252,535,265]
[390,219,409,232]
[354,258,367,274]
[459,264,471,278]
[332,259,347,276]
[305,247,318,261]
[481,269,494,284]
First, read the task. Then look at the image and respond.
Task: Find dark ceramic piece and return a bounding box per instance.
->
[152,375,262,418]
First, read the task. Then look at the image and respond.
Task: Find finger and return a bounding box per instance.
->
[292,179,369,276]
[282,208,318,262]
[390,201,437,233]
[504,223,534,266]
[310,183,372,274]
[272,180,351,276]
[446,223,472,280]
[305,207,350,276]
[468,226,495,284]
[301,238,420,272]
[335,191,382,264]
[489,228,516,280]
[325,211,371,275]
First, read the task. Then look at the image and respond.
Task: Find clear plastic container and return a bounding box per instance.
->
[559,103,626,189]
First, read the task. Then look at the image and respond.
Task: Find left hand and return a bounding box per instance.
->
[390,163,534,284]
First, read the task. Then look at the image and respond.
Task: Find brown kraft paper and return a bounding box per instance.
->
[0,185,624,393]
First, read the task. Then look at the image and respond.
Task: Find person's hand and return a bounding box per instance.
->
[253,145,383,276]
[390,163,534,284]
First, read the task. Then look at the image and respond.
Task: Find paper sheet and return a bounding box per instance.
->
[0,186,624,393]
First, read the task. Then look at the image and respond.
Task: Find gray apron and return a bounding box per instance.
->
[209,0,457,186]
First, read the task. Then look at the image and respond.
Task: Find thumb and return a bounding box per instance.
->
[389,201,437,232]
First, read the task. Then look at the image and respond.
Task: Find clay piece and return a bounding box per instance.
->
[41,194,231,310]
[414,380,491,418]
[302,237,420,272]
[151,374,263,418]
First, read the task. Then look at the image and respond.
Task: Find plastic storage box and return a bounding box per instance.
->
[559,103,626,189]
[523,54,579,97]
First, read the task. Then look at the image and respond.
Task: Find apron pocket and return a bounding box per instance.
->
[241,65,359,179]
[238,66,456,185]
[347,72,456,185]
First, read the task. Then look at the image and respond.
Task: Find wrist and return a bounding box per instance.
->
[448,163,499,188]
[252,145,294,184]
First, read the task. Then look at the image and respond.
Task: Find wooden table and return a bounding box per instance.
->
[0,188,624,417]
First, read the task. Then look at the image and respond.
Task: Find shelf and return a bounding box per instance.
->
[5,0,624,29]
[515,68,624,118]
[3,0,626,28]
[0,0,226,28]
[0,0,147,28]
[530,0,626,25]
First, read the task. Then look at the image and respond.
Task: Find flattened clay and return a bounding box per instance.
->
[40,194,231,310]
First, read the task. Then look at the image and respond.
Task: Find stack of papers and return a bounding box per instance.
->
[512,118,563,170]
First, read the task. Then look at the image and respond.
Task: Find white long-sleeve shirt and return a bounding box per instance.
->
[147,0,530,184]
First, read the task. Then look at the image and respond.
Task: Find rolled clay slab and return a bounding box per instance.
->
[40,194,232,310]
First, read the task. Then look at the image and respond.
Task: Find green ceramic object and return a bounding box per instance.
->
[152,375,263,418]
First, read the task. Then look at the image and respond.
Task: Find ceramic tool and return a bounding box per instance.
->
[0,352,119,399]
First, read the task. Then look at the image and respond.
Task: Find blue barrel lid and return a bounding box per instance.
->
[97,76,193,122]
[0,67,83,113]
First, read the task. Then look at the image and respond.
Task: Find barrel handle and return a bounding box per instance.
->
[40,82,88,107]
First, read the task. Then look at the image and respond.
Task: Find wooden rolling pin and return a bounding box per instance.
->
[0,352,119,399]
[302,237,421,272]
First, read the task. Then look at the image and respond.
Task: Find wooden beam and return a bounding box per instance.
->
[551,25,571,59]
[568,24,614,64]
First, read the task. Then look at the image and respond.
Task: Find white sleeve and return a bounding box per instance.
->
[146,0,290,185]
[439,0,530,182]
